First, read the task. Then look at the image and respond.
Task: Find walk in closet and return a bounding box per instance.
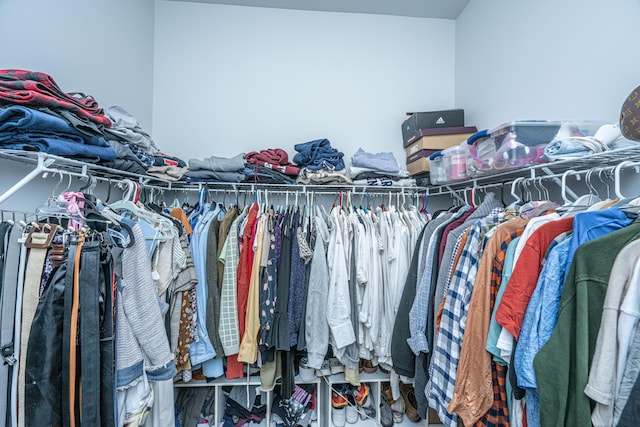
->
[2,0,640,426]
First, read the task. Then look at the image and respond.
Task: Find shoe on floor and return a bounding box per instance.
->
[345,395,358,424]
[380,398,394,427]
[381,381,395,404]
[399,382,421,422]
[354,383,376,420]
[332,406,346,427]
[299,357,316,382]
[332,388,348,427]
[390,395,405,424]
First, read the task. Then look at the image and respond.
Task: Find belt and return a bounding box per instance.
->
[99,244,115,427]
[79,240,101,425]
[11,233,28,427]
[18,225,55,427]
[62,237,80,427]
[69,234,84,427]
[0,223,18,426]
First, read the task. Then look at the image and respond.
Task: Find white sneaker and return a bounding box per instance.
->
[332,407,346,427]
[345,404,358,424]
[299,357,316,382]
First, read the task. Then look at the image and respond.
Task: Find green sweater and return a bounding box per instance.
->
[534,218,640,427]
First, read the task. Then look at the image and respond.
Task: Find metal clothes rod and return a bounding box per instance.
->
[4,150,640,207]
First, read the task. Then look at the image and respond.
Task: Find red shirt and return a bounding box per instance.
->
[495,217,573,338]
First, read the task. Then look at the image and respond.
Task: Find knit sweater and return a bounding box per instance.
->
[116,223,175,389]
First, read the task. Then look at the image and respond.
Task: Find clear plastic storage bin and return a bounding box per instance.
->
[443,144,468,182]
[428,151,446,185]
[465,120,608,177]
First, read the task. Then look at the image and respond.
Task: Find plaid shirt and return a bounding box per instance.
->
[0,69,111,127]
[218,215,242,356]
[436,230,470,333]
[427,209,505,427]
[448,217,527,426]
[475,232,524,427]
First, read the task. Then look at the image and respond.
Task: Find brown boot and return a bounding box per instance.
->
[399,382,421,422]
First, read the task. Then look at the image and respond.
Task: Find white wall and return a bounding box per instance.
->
[0,0,155,210]
[152,1,456,167]
[0,0,155,130]
[448,0,640,210]
[455,0,640,130]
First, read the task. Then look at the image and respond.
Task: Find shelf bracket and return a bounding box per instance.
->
[0,153,55,205]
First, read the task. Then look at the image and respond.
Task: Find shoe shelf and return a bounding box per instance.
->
[319,370,437,427]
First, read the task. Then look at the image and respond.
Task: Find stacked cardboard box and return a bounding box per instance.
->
[401,109,476,176]
[405,126,477,175]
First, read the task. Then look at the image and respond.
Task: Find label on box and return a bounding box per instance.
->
[409,145,419,155]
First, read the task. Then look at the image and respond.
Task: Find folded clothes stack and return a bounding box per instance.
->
[242,165,297,184]
[243,148,300,184]
[297,168,353,186]
[293,139,345,171]
[0,104,116,162]
[0,69,117,161]
[543,123,637,162]
[245,148,300,176]
[293,138,351,184]
[0,69,111,128]
[349,148,415,187]
[185,153,247,183]
[0,69,194,175]
[103,105,190,177]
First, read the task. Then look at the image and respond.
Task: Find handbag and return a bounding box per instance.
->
[620,85,640,141]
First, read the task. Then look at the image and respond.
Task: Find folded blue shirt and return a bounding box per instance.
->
[293,138,345,171]
[0,134,116,161]
[351,147,400,173]
[0,105,110,147]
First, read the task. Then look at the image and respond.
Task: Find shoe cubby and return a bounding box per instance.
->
[175,372,443,426]
[316,371,443,427]
[175,375,270,426]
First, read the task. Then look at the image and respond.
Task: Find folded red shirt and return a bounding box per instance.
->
[245,148,300,176]
[0,69,111,127]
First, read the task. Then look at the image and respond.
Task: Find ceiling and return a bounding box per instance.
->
[170,0,471,19]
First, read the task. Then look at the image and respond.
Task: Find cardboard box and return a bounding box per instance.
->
[401,109,465,145]
[406,148,439,164]
[405,128,477,157]
[406,156,430,175]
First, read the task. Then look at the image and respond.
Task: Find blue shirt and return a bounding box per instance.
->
[563,208,632,282]
[515,236,571,391]
[189,203,218,367]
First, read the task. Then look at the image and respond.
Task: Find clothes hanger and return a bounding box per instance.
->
[611,160,640,208]
[557,170,599,215]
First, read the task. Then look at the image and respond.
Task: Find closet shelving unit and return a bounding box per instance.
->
[0,150,431,207]
[4,146,640,427]
[5,146,640,206]
[424,145,640,201]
